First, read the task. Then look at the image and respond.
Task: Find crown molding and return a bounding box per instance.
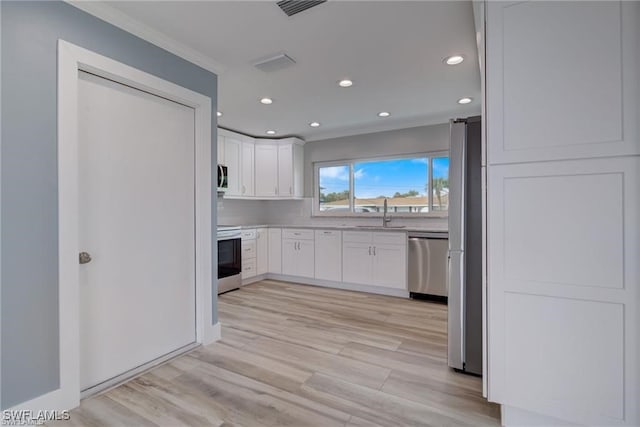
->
[65,1,225,75]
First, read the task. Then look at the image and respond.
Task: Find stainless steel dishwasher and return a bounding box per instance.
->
[408,232,449,300]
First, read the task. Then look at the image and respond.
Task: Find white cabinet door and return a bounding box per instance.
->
[342,242,372,285]
[241,141,254,197]
[315,230,342,282]
[256,228,268,275]
[217,133,225,165]
[281,239,298,276]
[278,144,294,197]
[255,144,278,197]
[297,240,315,279]
[372,244,406,289]
[224,137,242,196]
[268,228,282,274]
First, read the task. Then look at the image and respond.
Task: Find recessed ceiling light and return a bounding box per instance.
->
[457,97,473,105]
[445,55,464,65]
[309,122,321,128]
[217,111,222,117]
[266,130,277,135]
[377,111,390,117]
[260,97,273,105]
[338,79,353,88]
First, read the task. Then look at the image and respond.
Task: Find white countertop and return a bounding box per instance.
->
[220,223,448,234]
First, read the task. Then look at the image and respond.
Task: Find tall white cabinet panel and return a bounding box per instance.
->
[254,144,278,197]
[314,230,342,282]
[486,2,639,425]
[278,144,294,197]
[268,228,282,274]
[241,141,254,197]
[217,134,225,165]
[224,136,241,196]
[487,1,638,165]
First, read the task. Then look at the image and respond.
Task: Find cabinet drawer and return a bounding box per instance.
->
[282,228,314,240]
[241,240,256,260]
[241,229,256,240]
[373,232,406,245]
[242,258,256,279]
[343,231,372,243]
[315,229,341,237]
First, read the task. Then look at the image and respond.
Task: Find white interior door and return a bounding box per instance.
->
[77,71,197,391]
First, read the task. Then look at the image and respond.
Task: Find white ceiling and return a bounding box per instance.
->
[103,1,481,141]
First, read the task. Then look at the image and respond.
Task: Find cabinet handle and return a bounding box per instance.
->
[373,246,376,256]
[368,246,372,256]
[289,186,292,195]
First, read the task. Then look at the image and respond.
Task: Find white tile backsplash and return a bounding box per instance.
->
[217,196,447,231]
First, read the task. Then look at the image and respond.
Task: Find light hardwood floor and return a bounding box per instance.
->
[55,280,500,426]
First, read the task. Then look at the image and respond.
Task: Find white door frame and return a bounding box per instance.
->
[10,39,217,412]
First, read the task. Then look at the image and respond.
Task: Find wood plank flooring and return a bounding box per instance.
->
[54,280,500,426]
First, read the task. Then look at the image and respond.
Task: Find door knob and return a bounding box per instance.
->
[79,251,92,264]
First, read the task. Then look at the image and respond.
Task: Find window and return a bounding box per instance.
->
[315,153,449,216]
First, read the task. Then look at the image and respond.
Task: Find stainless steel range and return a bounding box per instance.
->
[217,226,241,294]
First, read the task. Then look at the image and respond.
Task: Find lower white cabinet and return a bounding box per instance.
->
[314,229,342,282]
[342,231,407,289]
[268,228,282,274]
[241,229,257,279]
[282,229,314,278]
[256,228,268,275]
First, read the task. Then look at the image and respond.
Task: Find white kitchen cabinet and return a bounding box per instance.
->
[314,229,342,282]
[241,141,254,196]
[217,133,225,165]
[254,144,278,197]
[282,229,314,278]
[277,140,304,198]
[268,228,282,274]
[342,242,372,284]
[224,136,242,196]
[342,231,406,289]
[256,228,268,275]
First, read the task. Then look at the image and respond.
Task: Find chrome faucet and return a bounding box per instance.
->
[383,198,392,227]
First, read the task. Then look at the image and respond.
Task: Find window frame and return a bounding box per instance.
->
[313,151,449,218]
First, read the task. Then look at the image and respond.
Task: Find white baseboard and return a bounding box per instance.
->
[501,405,579,426]
[264,273,410,298]
[205,322,222,345]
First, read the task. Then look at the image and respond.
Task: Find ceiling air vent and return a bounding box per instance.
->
[254,53,296,73]
[276,0,327,17]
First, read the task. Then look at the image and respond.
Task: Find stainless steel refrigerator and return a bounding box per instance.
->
[448,116,483,375]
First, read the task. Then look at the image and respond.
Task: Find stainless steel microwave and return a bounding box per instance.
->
[217,164,228,192]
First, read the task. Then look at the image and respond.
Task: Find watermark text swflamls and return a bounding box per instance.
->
[2,410,70,425]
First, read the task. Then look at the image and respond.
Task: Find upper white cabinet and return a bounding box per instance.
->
[218,129,304,199]
[241,141,254,197]
[277,142,304,198]
[223,135,242,196]
[487,1,639,165]
[254,144,278,197]
[254,139,304,198]
[342,231,407,290]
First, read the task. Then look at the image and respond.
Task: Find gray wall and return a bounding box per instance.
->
[303,123,450,197]
[1,1,217,409]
